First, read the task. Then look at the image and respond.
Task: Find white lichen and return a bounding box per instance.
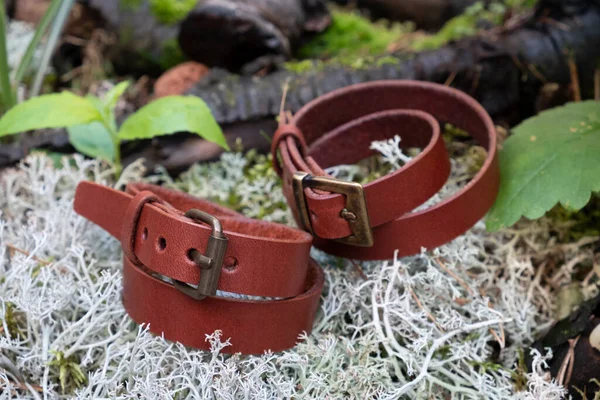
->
[0,138,596,399]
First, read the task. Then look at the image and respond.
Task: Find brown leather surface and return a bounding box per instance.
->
[74,181,323,354]
[273,80,500,259]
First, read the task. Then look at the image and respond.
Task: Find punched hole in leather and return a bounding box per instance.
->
[73,181,323,354]
[120,191,161,265]
[274,80,500,260]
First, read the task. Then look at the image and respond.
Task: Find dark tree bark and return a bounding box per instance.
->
[83,0,179,77]
[186,0,600,125]
[178,0,331,74]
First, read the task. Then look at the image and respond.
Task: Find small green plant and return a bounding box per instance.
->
[486,100,600,230]
[0,82,229,177]
[48,351,87,394]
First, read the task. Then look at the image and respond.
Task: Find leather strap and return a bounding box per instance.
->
[273,80,500,260]
[74,181,323,354]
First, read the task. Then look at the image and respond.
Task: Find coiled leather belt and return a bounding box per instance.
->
[272,80,500,260]
[74,80,500,354]
[74,182,323,354]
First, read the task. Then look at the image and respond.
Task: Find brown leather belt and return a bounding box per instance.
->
[74,80,499,354]
[272,80,500,260]
[74,182,323,354]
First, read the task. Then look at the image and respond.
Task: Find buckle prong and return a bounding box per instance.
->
[174,209,228,300]
[292,172,374,247]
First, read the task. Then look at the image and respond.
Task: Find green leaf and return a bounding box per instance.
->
[118,96,228,150]
[67,122,115,163]
[486,101,600,231]
[0,92,103,137]
[103,81,130,113]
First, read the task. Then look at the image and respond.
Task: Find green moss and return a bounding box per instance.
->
[411,2,500,51]
[375,55,400,66]
[1,302,26,339]
[469,360,506,374]
[158,39,187,70]
[547,195,600,242]
[48,351,87,394]
[284,54,402,73]
[120,0,144,11]
[511,348,528,392]
[297,10,412,59]
[284,60,323,74]
[222,87,237,108]
[411,1,537,51]
[434,344,452,359]
[506,0,538,8]
[149,0,196,25]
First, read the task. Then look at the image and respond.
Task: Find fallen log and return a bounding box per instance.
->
[179,0,331,74]
[331,0,481,30]
[187,0,600,126]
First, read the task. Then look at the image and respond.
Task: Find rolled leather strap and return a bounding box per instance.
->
[272,80,500,260]
[74,181,324,354]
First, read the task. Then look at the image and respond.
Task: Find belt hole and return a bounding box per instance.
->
[141,227,148,241]
[224,256,238,272]
[157,237,167,252]
[186,248,195,262]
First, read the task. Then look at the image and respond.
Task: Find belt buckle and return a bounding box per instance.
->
[292,172,373,247]
[173,209,229,300]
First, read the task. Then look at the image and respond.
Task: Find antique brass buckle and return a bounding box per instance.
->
[292,172,373,247]
[173,209,228,300]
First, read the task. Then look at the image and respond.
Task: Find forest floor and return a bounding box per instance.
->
[1,134,595,398]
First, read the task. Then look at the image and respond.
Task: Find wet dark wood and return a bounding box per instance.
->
[186,0,600,125]
[178,0,330,74]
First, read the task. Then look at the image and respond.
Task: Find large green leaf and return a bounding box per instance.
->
[0,92,102,137]
[67,122,115,163]
[118,96,228,150]
[486,101,600,231]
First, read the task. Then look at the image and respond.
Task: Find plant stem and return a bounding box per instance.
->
[13,0,62,86]
[30,0,75,97]
[100,119,122,178]
[113,140,122,178]
[0,3,15,109]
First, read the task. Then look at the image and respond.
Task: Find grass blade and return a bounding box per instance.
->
[0,3,15,109]
[13,0,62,85]
[30,0,75,97]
